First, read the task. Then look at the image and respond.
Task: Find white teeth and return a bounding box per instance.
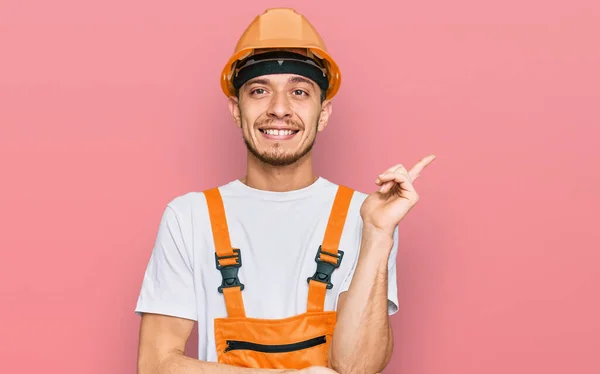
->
[264,129,294,136]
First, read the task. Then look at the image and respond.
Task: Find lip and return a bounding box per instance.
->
[259,127,299,140]
[258,126,300,131]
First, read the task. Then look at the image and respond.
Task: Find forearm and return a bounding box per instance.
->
[330,226,394,374]
[141,351,291,374]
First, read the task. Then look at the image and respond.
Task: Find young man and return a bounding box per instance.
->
[135,8,435,374]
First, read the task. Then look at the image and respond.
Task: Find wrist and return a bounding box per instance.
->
[359,225,394,264]
[362,222,395,245]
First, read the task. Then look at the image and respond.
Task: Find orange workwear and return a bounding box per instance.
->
[203,185,354,369]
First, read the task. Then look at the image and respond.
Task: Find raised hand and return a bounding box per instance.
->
[360,154,436,236]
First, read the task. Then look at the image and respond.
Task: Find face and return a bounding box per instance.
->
[228,73,332,167]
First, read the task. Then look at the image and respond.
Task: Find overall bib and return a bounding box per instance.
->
[203,185,354,369]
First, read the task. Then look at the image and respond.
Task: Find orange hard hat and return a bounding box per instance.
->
[220,8,342,100]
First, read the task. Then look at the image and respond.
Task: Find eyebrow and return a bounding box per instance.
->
[245,78,270,86]
[288,76,316,88]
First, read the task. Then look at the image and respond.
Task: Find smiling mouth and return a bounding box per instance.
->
[258,128,300,140]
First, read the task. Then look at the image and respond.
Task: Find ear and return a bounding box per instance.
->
[317,99,332,132]
[228,95,242,128]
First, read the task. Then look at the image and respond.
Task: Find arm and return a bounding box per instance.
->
[137,313,295,374]
[328,225,395,374]
[330,155,435,374]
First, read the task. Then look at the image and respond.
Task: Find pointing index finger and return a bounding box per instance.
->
[409,154,436,181]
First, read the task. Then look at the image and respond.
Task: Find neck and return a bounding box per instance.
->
[241,151,318,192]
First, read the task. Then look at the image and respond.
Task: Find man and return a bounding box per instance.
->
[135,7,435,374]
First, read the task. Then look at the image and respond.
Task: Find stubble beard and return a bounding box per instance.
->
[242,115,318,167]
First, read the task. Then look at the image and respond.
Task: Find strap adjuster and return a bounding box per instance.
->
[215,248,245,293]
[307,245,344,289]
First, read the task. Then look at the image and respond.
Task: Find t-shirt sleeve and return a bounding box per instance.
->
[338,225,400,316]
[134,204,198,321]
[386,226,400,315]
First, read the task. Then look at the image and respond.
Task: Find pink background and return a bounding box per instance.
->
[1,0,599,373]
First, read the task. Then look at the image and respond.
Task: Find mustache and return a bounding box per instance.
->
[255,117,303,129]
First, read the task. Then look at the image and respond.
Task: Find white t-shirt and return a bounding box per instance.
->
[135,176,399,362]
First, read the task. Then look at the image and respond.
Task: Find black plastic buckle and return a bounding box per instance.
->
[215,248,245,293]
[307,245,344,289]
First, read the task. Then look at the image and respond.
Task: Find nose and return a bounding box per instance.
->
[267,91,292,119]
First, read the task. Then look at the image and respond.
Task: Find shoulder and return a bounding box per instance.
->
[166,191,208,217]
[319,178,369,232]
[157,182,240,234]
[164,181,238,217]
[322,178,368,210]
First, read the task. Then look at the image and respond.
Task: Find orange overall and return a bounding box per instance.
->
[203,185,354,369]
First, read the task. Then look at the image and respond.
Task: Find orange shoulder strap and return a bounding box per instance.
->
[204,187,246,318]
[307,185,354,313]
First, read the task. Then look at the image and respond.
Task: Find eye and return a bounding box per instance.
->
[250,88,267,95]
[293,89,308,96]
